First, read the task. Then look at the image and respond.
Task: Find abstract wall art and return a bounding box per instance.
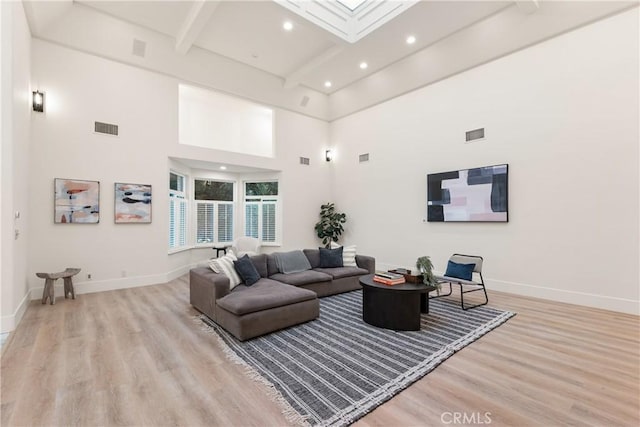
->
[54,178,100,224]
[114,183,152,223]
[427,164,508,222]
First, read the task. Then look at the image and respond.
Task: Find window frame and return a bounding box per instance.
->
[194,178,235,246]
[169,171,189,253]
[243,180,281,246]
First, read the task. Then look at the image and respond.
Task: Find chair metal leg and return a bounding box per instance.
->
[429,282,452,299]
[460,283,488,310]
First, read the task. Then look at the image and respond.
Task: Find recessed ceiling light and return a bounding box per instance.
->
[324,81,332,88]
[220,166,227,170]
[283,21,293,31]
[359,62,368,70]
[406,35,416,45]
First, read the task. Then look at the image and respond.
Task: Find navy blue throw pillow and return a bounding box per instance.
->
[234,255,261,286]
[444,261,475,281]
[319,247,343,268]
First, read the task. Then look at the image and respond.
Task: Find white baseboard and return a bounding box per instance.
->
[29,264,194,301]
[488,278,639,315]
[376,262,639,315]
[1,291,31,333]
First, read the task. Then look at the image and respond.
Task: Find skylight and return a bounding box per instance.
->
[276,0,419,43]
[336,0,368,12]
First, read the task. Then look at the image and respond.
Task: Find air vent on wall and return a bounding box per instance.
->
[95,121,119,136]
[299,157,310,165]
[359,153,370,163]
[300,96,310,107]
[465,128,485,142]
[132,39,146,58]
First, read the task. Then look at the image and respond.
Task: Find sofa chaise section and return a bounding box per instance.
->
[190,250,375,341]
[190,262,319,341]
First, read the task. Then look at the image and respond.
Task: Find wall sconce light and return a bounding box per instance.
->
[325,149,333,162]
[32,90,44,112]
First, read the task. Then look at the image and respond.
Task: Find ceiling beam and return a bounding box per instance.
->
[284,45,345,89]
[515,0,540,15]
[175,0,221,55]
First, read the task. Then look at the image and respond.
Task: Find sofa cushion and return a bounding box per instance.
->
[234,255,261,286]
[266,254,279,277]
[274,250,312,274]
[249,254,268,278]
[269,270,332,286]
[303,249,320,268]
[319,247,343,268]
[217,278,317,316]
[313,266,369,280]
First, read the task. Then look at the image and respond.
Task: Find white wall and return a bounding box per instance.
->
[1,1,32,333]
[331,8,639,314]
[28,40,332,304]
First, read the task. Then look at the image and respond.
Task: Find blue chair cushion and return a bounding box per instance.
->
[444,260,475,281]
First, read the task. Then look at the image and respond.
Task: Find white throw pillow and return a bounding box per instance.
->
[208,252,241,289]
[330,242,357,267]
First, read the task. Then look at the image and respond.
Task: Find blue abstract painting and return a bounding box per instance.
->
[115,183,152,223]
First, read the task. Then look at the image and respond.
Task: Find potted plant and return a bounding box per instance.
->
[416,256,439,290]
[314,203,347,248]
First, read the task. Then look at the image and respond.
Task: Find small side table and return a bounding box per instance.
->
[36,268,81,305]
[212,245,231,258]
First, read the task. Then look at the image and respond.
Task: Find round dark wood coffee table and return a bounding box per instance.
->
[359,274,437,331]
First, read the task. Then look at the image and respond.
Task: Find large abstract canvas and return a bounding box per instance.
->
[114,183,152,223]
[427,164,508,222]
[54,178,100,224]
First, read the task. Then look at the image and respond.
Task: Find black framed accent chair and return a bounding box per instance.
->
[432,254,488,310]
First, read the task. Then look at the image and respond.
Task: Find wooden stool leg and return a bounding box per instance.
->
[41,279,51,304]
[42,278,56,305]
[63,277,75,299]
[49,279,56,305]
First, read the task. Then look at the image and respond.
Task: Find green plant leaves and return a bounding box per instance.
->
[315,203,347,248]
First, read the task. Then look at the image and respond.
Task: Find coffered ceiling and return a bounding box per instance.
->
[23,0,638,121]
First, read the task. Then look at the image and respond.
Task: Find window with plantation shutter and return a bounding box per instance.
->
[217,203,233,242]
[196,203,215,243]
[245,203,259,238]
[262,202,276,242]
[169,172,188,251]
[244,181,279,245]
[195,179,234,245]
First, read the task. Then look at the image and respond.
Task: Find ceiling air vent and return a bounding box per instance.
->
[132,39,146,58]
[300,96,310,107]
[299,157,310,165]
[95,121,119,136]
[359,153,370,163]
[465,128,485,143]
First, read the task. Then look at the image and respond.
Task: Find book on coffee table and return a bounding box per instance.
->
[373,275,406,285]
[375,271,404,280]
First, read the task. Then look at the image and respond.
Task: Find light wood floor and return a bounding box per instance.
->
[1,277,638,426]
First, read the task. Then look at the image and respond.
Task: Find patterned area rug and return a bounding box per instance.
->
[201,290,515,427]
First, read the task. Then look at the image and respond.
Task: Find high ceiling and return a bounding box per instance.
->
[23,0,638,121]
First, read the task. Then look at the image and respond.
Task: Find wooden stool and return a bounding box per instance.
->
[36,268,81,305]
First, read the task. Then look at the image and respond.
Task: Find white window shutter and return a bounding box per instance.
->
[196,202,215,243]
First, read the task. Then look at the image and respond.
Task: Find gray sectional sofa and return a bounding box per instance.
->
[190,249,375,341]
